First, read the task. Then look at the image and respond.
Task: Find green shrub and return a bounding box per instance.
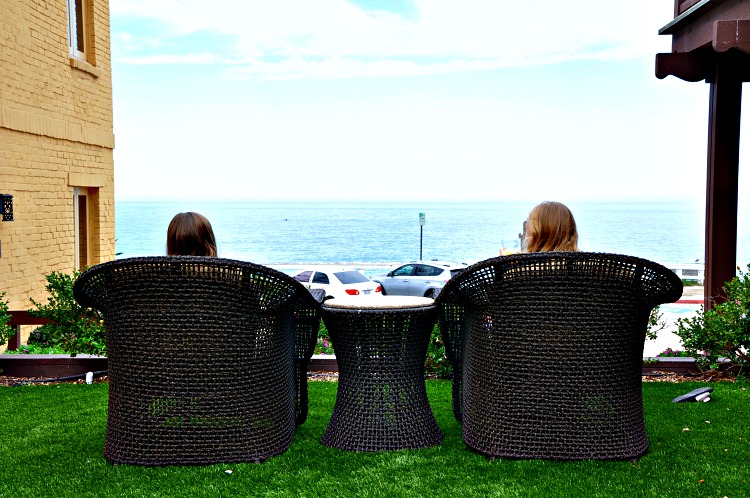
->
[314,336,334,355]
[314,322,334,355]
[646,305,667,341]
[681,278,702,287]
[4,343,69,354]
[0,291,15,347]
[676,264,750,375]
[28,270,105,357]
[425,325,452,379]
[655,347,692,358]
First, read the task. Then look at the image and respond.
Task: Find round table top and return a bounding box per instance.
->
[323,295,435,310]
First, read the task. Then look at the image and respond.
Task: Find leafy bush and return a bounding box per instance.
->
[425,325,452,379]
[314,337,334,355]
[656,348,692,358]
[646,306,667,341]
[4,343,69,355]
[0,291,15,347]
[28,270,105,357]
[681,278,702,287]
[314,322,334,355]
[676,264,750,375]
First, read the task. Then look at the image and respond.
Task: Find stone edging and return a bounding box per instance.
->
[0,354,108,378]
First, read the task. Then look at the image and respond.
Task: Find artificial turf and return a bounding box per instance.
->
[0,380,748,497]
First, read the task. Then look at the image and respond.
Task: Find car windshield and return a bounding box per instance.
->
[334,271,370,284]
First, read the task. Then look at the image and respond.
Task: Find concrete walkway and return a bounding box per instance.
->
[642,285,703,357]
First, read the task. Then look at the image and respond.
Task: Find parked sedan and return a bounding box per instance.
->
[293,267,382,300]
[372,261,467,298]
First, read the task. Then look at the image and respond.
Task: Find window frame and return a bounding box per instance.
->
[73,187,91,270]
[67,0,88,60]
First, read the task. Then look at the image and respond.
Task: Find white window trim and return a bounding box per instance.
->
[66,0,87,60]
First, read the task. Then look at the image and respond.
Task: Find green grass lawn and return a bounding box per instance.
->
[1,380,748,498]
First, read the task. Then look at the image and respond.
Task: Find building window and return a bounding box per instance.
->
[74,188,90,270]
[67,0,88,59]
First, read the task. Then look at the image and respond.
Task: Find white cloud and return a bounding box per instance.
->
[110,0,713,204]
[117,53,221,65]
[110,0,675,79]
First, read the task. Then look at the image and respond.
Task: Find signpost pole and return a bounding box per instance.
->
[419,213,425,260]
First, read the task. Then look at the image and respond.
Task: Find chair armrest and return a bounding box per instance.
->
[308,288,326,304]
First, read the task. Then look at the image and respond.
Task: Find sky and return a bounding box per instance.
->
[109,0,750,203]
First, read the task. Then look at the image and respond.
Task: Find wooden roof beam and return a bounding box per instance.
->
[713,19,750,52]
[655,52,710,81]
[656,45,750,83]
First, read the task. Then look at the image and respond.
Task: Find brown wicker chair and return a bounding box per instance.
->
[436,252,682,460]
[73,256,323,465]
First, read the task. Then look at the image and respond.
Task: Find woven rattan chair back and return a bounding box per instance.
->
[436,252,682,460]
[73,256,321,465]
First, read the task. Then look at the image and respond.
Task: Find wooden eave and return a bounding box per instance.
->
[660,0,728,36]
[656,0,750,82]
[659,0,750,54]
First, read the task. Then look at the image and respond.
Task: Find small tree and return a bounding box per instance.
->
[676,264,750,375]
[0,291,15,347]
[28,270,105,357]
[424,325,452,379]
[646,306,668,342]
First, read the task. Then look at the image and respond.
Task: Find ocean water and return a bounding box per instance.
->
[115,201,750,276]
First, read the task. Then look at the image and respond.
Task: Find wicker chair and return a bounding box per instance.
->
[436,252,682,460]
[73,256,323,465]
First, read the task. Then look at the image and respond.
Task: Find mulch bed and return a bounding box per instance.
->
[641,371,727,383]
[0,372,339,387]
[0,374,109,387]
[1,371,734,387]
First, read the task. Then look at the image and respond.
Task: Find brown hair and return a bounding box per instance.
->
[166,212,217,257]
[525,201,579,253]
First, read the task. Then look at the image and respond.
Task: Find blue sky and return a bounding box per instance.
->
[109,0,749,204]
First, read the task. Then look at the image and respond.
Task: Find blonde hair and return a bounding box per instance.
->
[166,212,217,257]
[525,201,579,253]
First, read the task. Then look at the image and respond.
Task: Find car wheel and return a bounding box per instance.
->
[425,289,438,299]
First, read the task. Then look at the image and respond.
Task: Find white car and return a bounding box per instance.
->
[372,261,467,298]
[293,267,382,300]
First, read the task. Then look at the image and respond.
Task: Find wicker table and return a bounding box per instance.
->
[320,296,443,451]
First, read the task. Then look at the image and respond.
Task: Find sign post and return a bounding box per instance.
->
[419,213,425,260]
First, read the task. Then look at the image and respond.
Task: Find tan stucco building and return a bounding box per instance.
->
[0,0,115,349]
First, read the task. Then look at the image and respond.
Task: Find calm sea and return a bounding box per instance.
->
[115,201,750,277]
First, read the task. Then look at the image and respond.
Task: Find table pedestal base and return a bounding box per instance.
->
[321,301,443,452]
